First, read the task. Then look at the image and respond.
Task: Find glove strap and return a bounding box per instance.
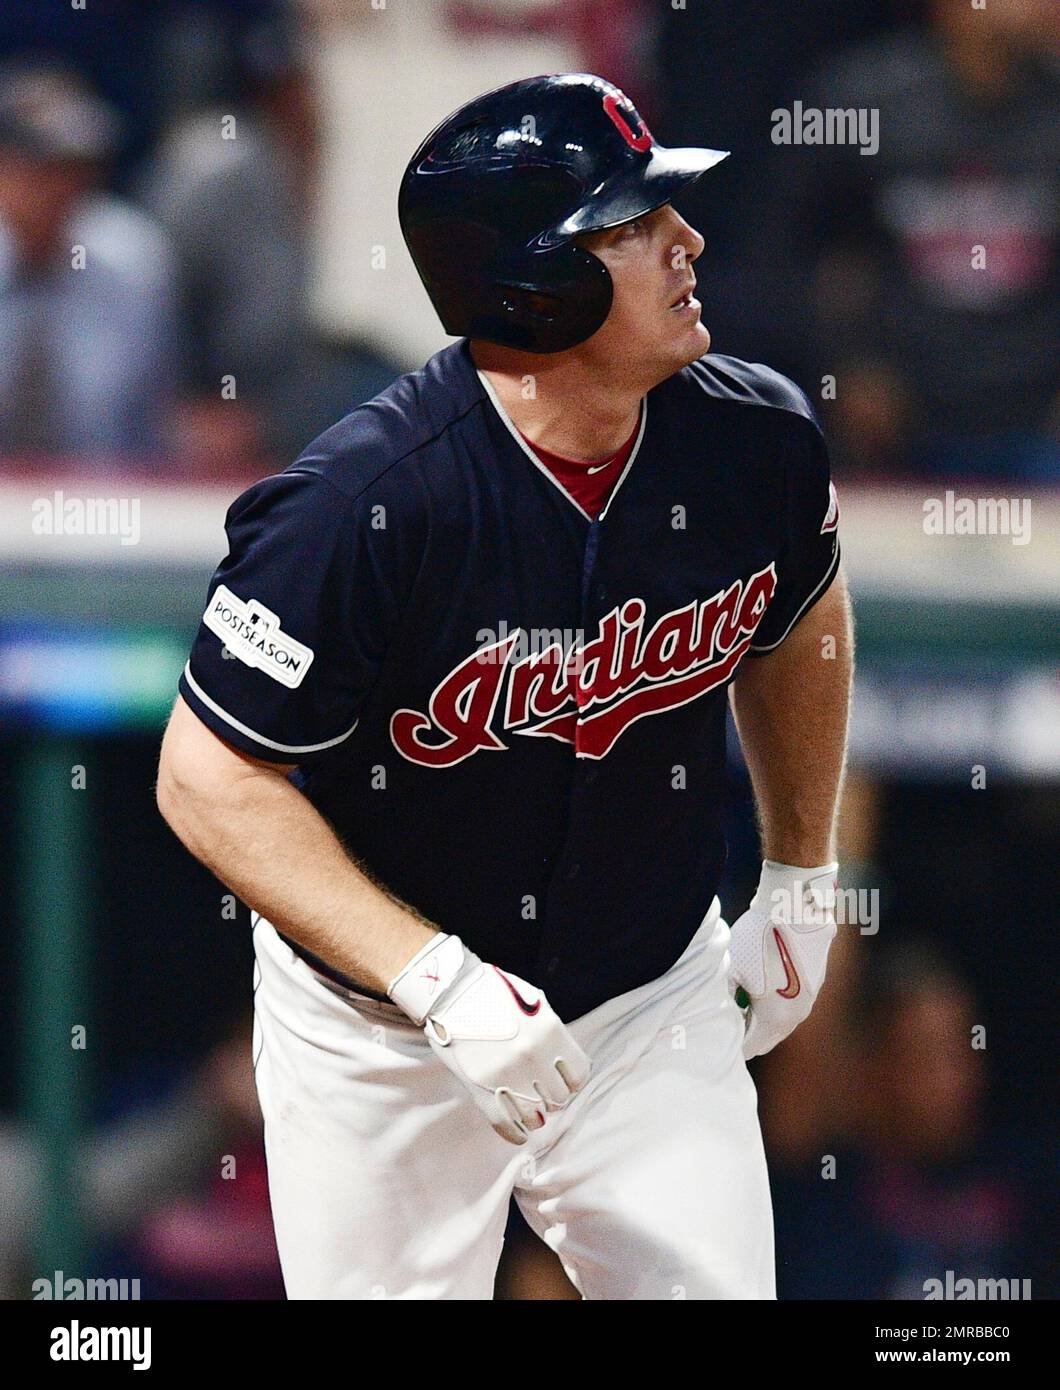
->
[387,934,467,1024]
[755,859,839,920]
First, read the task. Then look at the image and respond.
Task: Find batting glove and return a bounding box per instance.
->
[388,935,591,1146]
[728,859,839,1060]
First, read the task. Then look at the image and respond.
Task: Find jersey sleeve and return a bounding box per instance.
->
[746,414,841,656]
[178,466,420,765]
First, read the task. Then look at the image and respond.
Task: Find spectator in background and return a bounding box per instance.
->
[649,0,917,384]
[850,943,1052,1298]
[653,0,917,261]
[765,776,1054,1299]
[0,60,180,464]
[135,0,317,467]
[110,1011,283,1299]
[0,1010,283,1300]
[769,940,1054,1299]
[445,1,655,121]
[762,770,887,1299]
[136,1,404,469]
[0,3,401,474]
[0,0,312,196]
[137,93,403,470]
[0,0,160,192]
[135,98,306,472]
[754,0,1060,481]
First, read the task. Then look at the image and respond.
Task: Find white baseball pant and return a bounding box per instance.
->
[251,899,776,1300]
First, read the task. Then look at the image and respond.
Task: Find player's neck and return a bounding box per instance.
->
[471,342,643,463]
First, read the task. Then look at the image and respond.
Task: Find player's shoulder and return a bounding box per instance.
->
[674,352,823,433]
[281,340,482,506]
[222,342,483,537]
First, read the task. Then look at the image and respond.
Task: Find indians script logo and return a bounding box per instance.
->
[391,564,777,767]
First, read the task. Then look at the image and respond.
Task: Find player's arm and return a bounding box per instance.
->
[162,466,590,1143]
[724,565,853,1059]
[157,694,591,1144]
[728,563,853,866]
[157,692,437,992]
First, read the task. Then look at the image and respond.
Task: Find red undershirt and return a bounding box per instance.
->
[517,410,641,520]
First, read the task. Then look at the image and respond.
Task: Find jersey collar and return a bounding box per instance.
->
[473,360,648,522]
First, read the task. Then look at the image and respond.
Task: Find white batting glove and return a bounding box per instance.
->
[388,935,591,1145]
[728,860,839,1060]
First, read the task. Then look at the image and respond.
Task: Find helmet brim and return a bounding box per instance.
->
[547,145,730,243]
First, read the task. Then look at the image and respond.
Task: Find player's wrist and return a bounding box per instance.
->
[753,858,838,919]
[387,932,481,1024]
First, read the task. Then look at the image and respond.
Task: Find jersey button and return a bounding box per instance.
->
[564,863,581,880]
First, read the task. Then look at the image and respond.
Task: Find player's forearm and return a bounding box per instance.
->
[729,570,853,866]
[156,741,438,993]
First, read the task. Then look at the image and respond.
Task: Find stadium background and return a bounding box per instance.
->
[0,0,1056,1300]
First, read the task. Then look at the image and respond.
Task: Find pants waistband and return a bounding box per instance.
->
[273,926,392,1004]
[269,895,724,1018]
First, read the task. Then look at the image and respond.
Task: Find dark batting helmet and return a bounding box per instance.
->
[398,73,729,354]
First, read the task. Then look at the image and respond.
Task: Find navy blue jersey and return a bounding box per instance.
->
[179,339,840,1021]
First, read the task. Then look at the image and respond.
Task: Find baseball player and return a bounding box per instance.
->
[157,73,852,1301]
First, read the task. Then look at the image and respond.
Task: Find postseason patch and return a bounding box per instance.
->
[203,584,315,689]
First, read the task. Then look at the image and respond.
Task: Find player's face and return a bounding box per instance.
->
[575,203,710,375]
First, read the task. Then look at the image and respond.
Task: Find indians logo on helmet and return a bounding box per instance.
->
[602,91,652,152]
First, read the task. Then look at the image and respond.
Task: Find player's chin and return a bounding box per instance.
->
[666,314,711,364]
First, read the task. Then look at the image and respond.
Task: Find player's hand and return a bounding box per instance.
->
[727,860,838,1060]
[388,935,591,1145]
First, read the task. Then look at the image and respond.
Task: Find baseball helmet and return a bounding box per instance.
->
[398,73,729,353]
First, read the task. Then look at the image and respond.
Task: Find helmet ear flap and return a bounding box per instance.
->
[488,243,614,353]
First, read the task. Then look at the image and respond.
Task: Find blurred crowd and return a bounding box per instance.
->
[0,0,1055,482]
[1,1009,282,1299]
[0,0,401,477]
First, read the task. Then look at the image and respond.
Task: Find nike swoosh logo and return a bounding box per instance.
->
[494,967,542,1016]
[587,462,612,474]
[773,927,801,999]
[420,961,441,994]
